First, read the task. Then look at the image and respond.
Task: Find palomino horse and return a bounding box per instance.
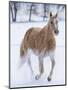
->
[20,12,59,81]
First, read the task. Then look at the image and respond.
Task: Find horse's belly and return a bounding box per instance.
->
[27,48,49,57]
[27,48,55,58]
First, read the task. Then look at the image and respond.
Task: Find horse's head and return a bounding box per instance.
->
[48,12,59,35]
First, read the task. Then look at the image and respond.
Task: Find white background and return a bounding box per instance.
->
[0,0,67,90]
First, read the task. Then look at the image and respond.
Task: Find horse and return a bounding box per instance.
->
[20,12,59,81]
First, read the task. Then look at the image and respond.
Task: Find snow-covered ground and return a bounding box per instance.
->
[10,20,65,88]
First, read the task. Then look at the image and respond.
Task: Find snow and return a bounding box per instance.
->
[10,20,65,88]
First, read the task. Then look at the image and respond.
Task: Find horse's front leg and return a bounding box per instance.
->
[35,56,44,80]
[47,55,55,81]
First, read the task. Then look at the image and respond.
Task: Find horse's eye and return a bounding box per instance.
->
[51,21,53,24]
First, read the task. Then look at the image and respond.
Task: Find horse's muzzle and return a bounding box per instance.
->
[54,30,59,35]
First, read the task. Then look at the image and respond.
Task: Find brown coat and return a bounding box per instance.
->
[20,24,56,56]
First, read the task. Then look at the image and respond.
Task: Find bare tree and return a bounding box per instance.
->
[10,2,18,22]
[29,3,39,21]
[29,3,33,21]
[43,4,46,21]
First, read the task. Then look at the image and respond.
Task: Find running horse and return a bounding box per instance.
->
[20,12,59,81]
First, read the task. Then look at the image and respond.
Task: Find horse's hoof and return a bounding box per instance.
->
[47,77,51,81]
[35,75,40,80]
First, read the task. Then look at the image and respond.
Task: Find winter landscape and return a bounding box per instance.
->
[9,2,66,88]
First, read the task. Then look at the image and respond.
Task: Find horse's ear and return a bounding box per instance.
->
[50,12,52,17]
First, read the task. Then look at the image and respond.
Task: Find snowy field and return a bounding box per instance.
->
[10,20,65,88]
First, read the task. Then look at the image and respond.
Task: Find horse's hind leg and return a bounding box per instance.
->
[35,56,44,80]
[28,57,34,74]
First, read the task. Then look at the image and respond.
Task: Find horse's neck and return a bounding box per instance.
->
[42,23,55,40]
[41,23,52,33]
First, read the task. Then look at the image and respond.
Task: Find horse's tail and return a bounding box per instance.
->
[18,41,27,69]
[18,28,33,69]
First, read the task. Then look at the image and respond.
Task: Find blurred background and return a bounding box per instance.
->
[9,2,65,23]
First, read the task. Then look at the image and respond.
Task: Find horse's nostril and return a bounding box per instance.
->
[54,30,59,35]
[54,30,56,33]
